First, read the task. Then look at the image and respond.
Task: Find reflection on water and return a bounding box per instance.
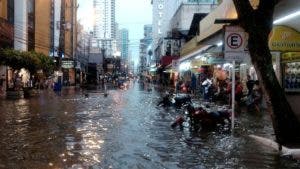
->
[0,84,299,169]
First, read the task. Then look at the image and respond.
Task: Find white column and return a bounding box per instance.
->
[14,0,27,51]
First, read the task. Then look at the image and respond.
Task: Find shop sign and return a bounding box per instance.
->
[269,26,300,52]
[281,52,300,62]
[62,60,74,69]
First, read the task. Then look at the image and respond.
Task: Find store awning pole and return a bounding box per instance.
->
[231,60,235,131]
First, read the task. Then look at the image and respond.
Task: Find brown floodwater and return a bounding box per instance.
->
[0,83,299,168]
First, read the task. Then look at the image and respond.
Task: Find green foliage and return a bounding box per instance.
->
[0,48,54,75]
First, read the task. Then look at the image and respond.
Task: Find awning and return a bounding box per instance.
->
[178,45,213,63]
[160,55,179,67]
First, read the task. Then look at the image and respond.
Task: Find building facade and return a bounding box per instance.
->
[93,0,116,58]
[0,0,78,90]
[138,25,153,74]
[143,25,153,65]
[35,0,52,55]
[0,0,14,49]
[152,0,217,64]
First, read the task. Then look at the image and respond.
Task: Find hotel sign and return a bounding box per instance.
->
[157,0,164,35]
[269,26,300,52]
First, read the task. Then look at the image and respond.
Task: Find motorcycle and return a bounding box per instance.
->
[172,103,231,130]
[157,93,192,109]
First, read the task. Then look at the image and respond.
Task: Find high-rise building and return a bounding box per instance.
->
[120,28,129,61]
[93,0,116,57]
[93,0,115,39]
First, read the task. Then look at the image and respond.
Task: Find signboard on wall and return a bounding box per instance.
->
[62,60,74,69]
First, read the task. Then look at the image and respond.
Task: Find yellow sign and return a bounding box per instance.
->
[281,52,300,63]
[269,26,300,51]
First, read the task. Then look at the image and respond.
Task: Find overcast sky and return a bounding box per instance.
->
[77,0,152,64]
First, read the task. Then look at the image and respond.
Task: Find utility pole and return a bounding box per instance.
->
[54,0,65,91]
[58,0,65,70]
[52,0,55,58]
[71,0,76,59]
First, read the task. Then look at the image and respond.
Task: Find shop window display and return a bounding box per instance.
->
[284,62,300,91]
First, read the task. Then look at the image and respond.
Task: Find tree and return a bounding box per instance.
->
[232,0,300,144]
[0,48,55,82]
[29,51,55,76]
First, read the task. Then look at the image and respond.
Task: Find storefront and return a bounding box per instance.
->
[281,52,300,92]
[178,40,213,84]
[269,25,300,92]
[61,59,75,86]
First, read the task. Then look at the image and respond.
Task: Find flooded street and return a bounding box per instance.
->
[0,82,299,169]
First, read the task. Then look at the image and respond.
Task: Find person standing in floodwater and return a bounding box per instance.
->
[191,73,197,95]
[246,75,255,96]
[202,77,212,101]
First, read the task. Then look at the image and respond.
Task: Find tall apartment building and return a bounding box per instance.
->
[120,28,129,61]
[93,0,116,57]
